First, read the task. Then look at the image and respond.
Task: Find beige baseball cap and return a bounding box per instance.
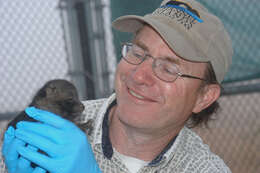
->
[112,0,233,83]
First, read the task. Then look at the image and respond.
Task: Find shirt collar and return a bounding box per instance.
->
[92,94,116,146]
[101,99,117,159]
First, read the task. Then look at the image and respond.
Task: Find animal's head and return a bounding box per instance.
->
[32,79,85,118]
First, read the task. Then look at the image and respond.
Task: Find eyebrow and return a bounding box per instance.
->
[132,40,149,51]
[132,39,181,65]
[163,56,181,65]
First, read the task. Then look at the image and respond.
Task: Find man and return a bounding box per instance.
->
[1,0,233,172]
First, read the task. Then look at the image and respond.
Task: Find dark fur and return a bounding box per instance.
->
[7,79,93,135]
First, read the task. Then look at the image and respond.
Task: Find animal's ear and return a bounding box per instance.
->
[45,86,57,97]
[37,88,47,98]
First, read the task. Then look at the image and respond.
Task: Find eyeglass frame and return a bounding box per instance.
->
[121,42,208,83]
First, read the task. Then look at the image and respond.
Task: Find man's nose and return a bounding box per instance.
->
[130,58,155,86]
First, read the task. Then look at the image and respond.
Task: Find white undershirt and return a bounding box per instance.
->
[114,149,149,173]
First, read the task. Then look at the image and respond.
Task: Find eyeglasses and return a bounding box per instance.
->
[121,43,207,83]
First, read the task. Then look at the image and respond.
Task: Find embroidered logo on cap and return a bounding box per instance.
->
[153,0,203,30]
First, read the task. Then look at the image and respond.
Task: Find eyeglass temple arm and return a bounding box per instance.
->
[180,74,207,81]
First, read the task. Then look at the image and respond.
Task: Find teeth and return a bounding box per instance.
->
[129,90,145,99]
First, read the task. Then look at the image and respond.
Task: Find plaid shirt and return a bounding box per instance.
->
[0,93,231,173]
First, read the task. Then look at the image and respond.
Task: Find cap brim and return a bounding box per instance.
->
[112,15,208,63]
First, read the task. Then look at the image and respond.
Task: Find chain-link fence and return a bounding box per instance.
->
[0,0,72,117]
[194,90,260,173]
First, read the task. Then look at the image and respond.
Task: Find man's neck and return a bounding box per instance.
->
[109,106,180,161]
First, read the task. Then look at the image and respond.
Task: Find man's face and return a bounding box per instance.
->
[114,26,208,134]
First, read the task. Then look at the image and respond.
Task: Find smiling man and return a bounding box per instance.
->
[1,0,233,173]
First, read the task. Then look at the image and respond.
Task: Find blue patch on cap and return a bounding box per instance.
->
[162,4,203,23]
[161,0,204,23]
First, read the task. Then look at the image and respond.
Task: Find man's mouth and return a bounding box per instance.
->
[129,89,145,100]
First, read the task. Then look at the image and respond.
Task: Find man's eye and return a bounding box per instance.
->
[163,66,176,75]
[133,52,144,59]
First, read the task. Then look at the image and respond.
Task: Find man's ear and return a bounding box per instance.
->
[192,84,221,113]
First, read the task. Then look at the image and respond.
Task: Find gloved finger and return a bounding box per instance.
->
[16,121,63,144]
[32,167,47,173]
[17,144,54,172]
[5,137,25,161]
[15,128,59,157]
[7,167,16,173]
[16,157,33,173]
[2,126,15,156]
[16,144,38,170]
[17,156,31,170]
[5,138,26,170]
[17,145,47,173]
[25,107,73,129]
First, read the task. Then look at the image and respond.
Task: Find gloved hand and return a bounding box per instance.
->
[14,107,102,173]
[2,126,46,173]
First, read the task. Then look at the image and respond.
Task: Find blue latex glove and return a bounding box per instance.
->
[14,107,102,173]
[2,126,46,173]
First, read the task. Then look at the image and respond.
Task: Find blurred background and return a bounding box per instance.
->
[0,0,259,172]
